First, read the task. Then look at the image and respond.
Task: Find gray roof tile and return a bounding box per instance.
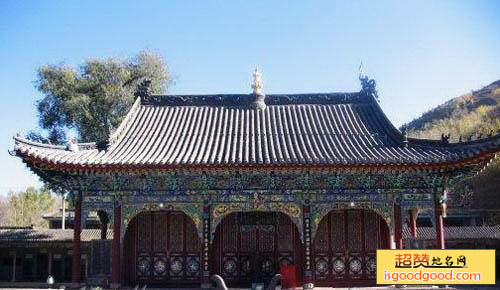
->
[402,225,500,240]
[0,229,113,243]
[13,93,500,169]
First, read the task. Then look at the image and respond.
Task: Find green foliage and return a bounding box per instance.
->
[5,187,56,228]
[32,50,172,144]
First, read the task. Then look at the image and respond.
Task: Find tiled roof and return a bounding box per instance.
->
[13,93,500,169]
[42,209,99,221]
[0,228,113,243]
[402,225,500,240]
[0,226,497,243]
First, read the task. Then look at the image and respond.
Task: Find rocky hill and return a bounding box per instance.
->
[404,80,500,214]
[405,79,500,141]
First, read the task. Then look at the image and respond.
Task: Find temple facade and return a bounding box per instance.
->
[12,73,500,288]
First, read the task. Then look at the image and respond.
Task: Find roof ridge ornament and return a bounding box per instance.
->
[401,124,409,147]
[66,139,79,152]
[358,63,379,101]
[441,133,450,145]
[251,67,266,110]
[134,79,152,99]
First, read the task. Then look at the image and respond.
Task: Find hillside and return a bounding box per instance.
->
[404,80,500,214]
[405,79,500,141]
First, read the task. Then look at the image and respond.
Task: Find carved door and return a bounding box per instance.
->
[212,212,303,287]
[312,209,389,287]
[124,211,201,287]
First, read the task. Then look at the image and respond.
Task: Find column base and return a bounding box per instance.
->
[201,282,212,289]
[110,283,121,289]
[302,282,314,289]
[70,282,82,289]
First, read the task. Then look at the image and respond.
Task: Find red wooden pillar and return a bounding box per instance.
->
[434,198,445,249]
[111,202,121,288]
[394,203,403,249]
[71,191,82,286]
[409,208,418,239]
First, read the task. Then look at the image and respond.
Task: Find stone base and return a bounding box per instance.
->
[110,282,121,289]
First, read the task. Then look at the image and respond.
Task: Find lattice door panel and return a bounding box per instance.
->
[124,211,202,287]
[312,209,389,286]
[212,212,303,287]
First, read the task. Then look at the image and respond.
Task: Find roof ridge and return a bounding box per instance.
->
[408,134,500,147]
[14,136,66,150]
[140,92,367,107]
[109,97,142,145]
[14,136,98,151]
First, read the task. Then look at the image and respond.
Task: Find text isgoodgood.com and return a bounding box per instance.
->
[383,269,481,283]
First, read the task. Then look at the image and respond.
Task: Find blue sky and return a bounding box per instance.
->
[0,0,499,195]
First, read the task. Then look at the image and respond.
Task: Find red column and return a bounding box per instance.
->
[111,202,121,288]
[435,199,445,249]
[409,208,418,239]
[394,203,403,249]
[71,192,82,285]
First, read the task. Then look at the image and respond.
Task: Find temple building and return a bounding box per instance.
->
[10,70,500,288]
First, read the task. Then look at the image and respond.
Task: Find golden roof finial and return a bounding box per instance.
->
[358,61,365,79]
[252,67,264,95]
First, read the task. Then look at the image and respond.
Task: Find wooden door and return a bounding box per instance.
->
[124,211,201,287]
[211,212,303,287]
[312,209,389,287]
